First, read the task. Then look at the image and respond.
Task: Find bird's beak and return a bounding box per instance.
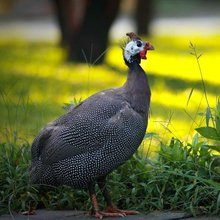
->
[139,42,154,59]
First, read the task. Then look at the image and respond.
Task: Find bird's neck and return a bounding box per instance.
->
[123,62,151,116]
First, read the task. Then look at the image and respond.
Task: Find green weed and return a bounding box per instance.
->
[0,142,38,215]
[196,100,220,142]
[1,135,220,215]
[108,135,220,215]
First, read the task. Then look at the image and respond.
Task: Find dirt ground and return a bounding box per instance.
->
[1,210,220,220]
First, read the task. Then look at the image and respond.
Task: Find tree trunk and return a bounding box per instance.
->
[52,0,75,46]
[68,0,120,64]
[52,0,153,64]
[136,0,153,36]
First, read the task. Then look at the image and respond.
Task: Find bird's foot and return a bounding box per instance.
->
[21,209,35,215]
[106,205,140,216]
[91,208,125,219]
[91,207,139,218]
[94,211,125,219]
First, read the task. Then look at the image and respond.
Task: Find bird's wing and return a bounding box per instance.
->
[31,101,84,162]
[31,122,63,162]
[31,90,128,164]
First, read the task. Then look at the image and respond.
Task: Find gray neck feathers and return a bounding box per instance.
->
[123,62,151,116]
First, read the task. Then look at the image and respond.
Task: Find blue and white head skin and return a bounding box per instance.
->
[123,32,154,63]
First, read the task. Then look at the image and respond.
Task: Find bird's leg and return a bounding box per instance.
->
[88,182,124,219]
[88,182,101,217]
[97,176,139,216]
[21,205,36,215]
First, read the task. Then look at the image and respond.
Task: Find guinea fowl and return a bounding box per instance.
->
[29,32,154,218]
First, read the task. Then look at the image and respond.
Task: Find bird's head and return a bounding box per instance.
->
[123,32,154,64]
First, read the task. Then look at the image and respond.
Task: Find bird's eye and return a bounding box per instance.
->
[136,40,142,47]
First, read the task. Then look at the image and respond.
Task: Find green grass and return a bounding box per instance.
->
[1,134,220,215]
[1,35,220,145]
[1,35,220,215]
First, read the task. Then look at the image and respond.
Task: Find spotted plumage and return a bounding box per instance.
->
[29,32,154,218]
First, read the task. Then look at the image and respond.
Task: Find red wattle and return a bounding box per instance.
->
[140,50,147,59]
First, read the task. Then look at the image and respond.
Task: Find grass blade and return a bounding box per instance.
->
[186,88,194,107]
